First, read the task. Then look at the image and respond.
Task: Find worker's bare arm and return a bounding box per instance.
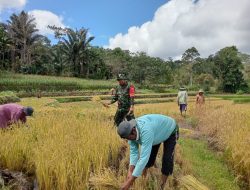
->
[127,165,135,179]
[120,175,136,190]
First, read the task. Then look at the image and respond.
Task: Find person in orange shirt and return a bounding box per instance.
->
[196,89,205,105]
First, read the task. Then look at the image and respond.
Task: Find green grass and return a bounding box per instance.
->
[232,98,250,103]
[179,138,240,190]
[56,96,92,103]
[0,91,20,104]
[212,94,250,99]
[211,95,250,104]
[55,96,175,104]
[0,73,116,92]
[135,98,174,104]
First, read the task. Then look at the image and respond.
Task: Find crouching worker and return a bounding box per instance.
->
[117,114,179,190]
[0,103,34,129]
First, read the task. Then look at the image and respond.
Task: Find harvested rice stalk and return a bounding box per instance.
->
[91,96,102,102]
[179,175,210,190]
[92,96,111,108]
[89,169,120,190]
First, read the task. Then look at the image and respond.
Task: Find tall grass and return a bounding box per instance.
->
[0,73,116,92]
[189,101,250,187]
[0,98,183,189]
[0,97,247,189]
[0,98,121,189]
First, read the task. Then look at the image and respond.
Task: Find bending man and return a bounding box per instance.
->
[117,114,179,190]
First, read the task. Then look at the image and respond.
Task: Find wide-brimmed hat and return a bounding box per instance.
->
[179,87,186,91]
[198,89,204,93]
[117,73,128,81]
[117,119,137,138]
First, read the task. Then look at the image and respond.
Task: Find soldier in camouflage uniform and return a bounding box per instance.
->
[104,73,135,126]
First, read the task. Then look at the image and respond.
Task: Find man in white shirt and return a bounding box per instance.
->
[177,87,188,116]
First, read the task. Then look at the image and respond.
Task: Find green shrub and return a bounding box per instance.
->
[0,91,20,104]
[236,90,244,95]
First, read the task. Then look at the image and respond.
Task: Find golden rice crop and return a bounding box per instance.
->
[88,169,120,190]
[0,97,183,190]
[0,98,122,189]
[0,96,249,189]
[189,100,250,186]
[91,96,102,102]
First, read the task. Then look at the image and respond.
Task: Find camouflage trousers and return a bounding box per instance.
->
[114,108,135,127]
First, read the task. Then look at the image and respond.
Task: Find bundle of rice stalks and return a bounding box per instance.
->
[91,96,102,102]
[88,169,120,190]
[179,175,210,190]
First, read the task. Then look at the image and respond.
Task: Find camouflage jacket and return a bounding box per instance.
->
[110,83,135,110]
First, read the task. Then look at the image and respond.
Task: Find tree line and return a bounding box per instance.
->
[0,11,249,93]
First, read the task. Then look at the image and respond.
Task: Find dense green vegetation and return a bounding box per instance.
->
[212,94,250,104]
[0,11,249,94]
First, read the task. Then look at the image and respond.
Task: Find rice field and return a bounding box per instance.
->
[0,96,249,189]
[0,73,116,92]
[190,100,250,187]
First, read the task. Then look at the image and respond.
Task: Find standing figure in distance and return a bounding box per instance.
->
[196,89,205,105]
[177,87,188,116]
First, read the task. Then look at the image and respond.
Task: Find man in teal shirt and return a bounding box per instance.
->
[117,114,179,190]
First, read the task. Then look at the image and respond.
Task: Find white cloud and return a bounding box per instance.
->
[28,10,66,35]
[0,0,26,11]
[108,0,250,59]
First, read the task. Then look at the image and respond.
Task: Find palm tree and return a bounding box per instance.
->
[7,11,41,71]
[61,28,94,77]
[51,44,67,75]
[0,26,12,69]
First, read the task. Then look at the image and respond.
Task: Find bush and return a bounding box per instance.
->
[195,73,215,91]
[236,90,244,95]
[0,91,20,104]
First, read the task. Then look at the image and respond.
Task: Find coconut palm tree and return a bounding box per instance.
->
[7,11,42,71]
[61,28,94,77]
[0,26,12,69]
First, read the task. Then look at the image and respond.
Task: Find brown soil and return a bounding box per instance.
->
[0,169,37,190]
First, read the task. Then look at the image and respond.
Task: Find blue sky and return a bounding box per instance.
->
[0,0,167,46]
[0,0,250,58]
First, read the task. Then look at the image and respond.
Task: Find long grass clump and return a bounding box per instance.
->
[0,98,121,189]
[190,101,250,187]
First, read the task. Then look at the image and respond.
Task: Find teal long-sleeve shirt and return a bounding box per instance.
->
[128,114,177,177]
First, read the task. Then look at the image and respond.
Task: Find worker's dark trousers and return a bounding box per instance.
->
[114,109,135,126]
[145,133,177,175]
